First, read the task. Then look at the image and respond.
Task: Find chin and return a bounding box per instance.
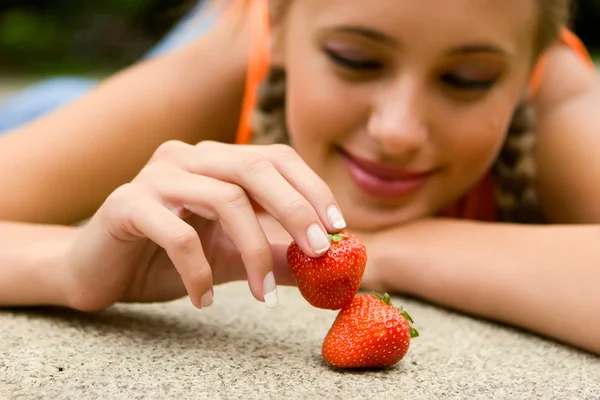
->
[339,199,433,232]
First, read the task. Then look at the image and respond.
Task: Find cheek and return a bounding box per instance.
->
[439,102,513,175]
[285,72,329,149]
[286,75,354,152]
[284,46,366,153]
[434,65,528,177]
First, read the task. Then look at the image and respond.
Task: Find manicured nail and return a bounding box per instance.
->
[327,205,346,230]
[307,223,330,254]
[263,271,278,308]
[200,290,213,308]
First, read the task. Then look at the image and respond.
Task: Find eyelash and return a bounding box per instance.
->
[440,73,496,91]
[324,48,382,71]
[325,48,498,92]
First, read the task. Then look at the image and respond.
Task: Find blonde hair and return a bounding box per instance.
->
[250,0,571,223]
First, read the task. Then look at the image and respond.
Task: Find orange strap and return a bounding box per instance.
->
[529,27,595,96]
[235,0,272,144]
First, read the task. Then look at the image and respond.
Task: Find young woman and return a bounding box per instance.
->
[0,0,599,354]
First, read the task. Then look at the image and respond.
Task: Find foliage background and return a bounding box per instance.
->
[0,0,192,75]
[0,0,598,76]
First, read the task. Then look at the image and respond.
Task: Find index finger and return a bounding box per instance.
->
[248,144,347,233]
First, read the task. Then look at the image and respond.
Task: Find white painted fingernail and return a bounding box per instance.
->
[263,271,278,308]
[200,290,213,308]
[307,224,330,254]
[327,205,346,230]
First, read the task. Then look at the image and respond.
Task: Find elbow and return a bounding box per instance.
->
[580,309,600,355]
[561,300,600,355]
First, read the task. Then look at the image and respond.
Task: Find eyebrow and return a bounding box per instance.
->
[450,44,514,58]
[334,26,398,46]
[331,26,513,57]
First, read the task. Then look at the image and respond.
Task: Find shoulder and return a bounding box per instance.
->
[531,29,597,115]
[529,30,600,222]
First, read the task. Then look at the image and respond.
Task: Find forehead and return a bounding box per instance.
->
[292,0,538,55]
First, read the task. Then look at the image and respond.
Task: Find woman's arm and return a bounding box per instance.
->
[0,206,295,309]
[531,38,600,222]
[0,221,75,307]
[360,219,600,355]
[0,8,252,225]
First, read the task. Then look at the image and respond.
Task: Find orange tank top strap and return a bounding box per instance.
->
[235,0,272,145]
[529,27,595,97]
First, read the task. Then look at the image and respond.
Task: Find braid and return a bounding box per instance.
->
[251,67,289,145]
[491,102,547,223]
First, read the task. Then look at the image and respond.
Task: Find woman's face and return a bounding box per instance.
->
[277,0,538,231]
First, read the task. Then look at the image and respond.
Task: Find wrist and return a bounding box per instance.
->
[28,226,77,308]
[0,222,77,308]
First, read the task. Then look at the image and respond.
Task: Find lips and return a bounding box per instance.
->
[343,150,432,180]
[340,149,433,200]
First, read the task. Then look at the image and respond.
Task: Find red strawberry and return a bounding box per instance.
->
[287,230,367,310]
[322,292,419,369]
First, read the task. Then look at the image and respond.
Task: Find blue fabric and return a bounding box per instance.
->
[0,78,97,132]
[0,1,219,134]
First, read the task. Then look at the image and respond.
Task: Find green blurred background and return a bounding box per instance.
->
[0,0,598,77]
[0,0,193,76]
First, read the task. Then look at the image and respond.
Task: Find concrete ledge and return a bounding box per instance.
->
[1,282,598,399]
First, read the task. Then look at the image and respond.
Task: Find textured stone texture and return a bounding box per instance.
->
[1,282,599,399]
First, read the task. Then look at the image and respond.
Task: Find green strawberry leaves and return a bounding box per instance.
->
[373,291,420,338]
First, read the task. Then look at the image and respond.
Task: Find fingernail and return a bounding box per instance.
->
[307,223,330,254]
[200,290,213,308]
[263,271,278,308]
[327,205,346,230]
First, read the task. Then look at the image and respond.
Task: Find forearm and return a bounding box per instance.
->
[0,13,250,224]
[366,219,600,354]
[0,222,76,307]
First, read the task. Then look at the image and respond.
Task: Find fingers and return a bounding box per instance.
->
[221,150,332,256]
[252,143,347,230]
[113,186,214,309]
[146,165,277,306]
[123,139,345,309]
[153,140,345,258]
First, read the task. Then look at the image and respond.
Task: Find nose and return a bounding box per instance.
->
[367,78,429,156]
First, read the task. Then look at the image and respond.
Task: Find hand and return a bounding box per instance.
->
[61,140,346,311]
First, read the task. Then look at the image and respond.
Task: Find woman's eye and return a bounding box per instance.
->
[324,48,382,71]
[440,73,497,91]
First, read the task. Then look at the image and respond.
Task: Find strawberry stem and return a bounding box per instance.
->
[373,291,419,338]
[328,233,347,242]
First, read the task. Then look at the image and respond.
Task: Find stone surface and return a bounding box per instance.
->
[1,282,598,399]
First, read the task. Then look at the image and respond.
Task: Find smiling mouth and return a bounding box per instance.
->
[338,148,435,200]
